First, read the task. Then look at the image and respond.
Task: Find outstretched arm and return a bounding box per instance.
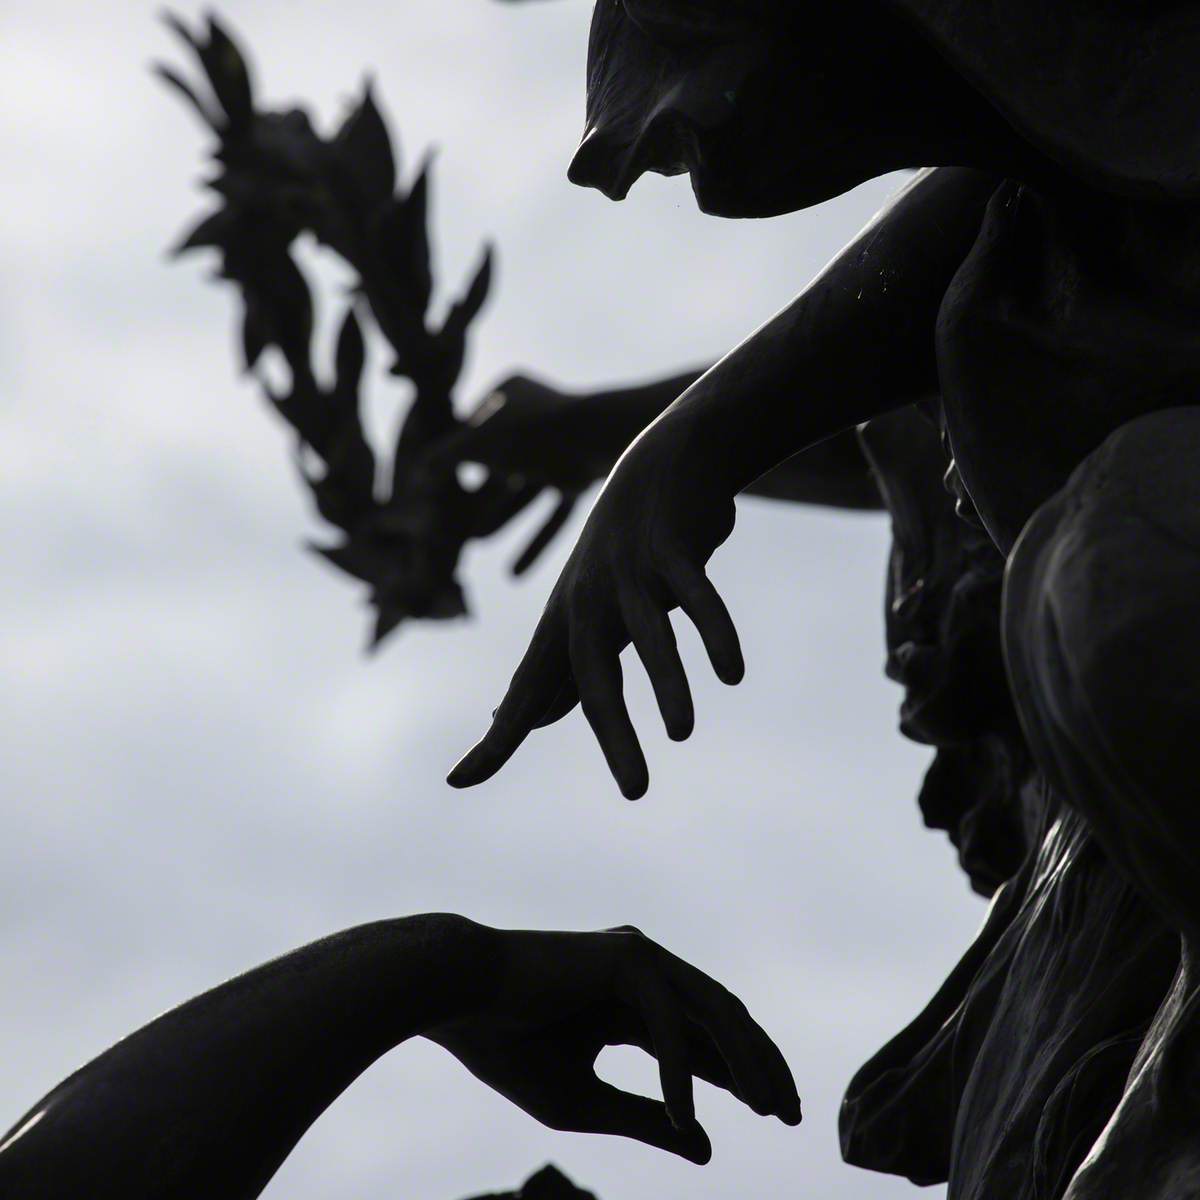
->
[448,167,997,798]
[429,371,880,577]
[0,916,799,1199]
[748,437,882,510]
[652,168,998,498]
[438,371,882,514]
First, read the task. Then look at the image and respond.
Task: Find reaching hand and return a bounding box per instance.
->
[426,375,611,577]
[447,413,743,798]
[428,925,801,1164]
[440,374,614,494]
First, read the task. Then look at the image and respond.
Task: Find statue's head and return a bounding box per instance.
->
[857,407,1013,750]
[568,0,994,216]
[859,406,1032,892]
[568,0,1200,211]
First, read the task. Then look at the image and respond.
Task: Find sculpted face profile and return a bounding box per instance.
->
[858,410,1030,894]
[572,0,1200,215]
[860,414,1009,750]
[568,0,1028,215]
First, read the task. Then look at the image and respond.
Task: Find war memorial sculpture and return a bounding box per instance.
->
[3,1,1200,1197]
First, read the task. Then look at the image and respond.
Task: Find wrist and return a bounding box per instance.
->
[325,914,505,1047]
[640,401,740,503]
[566,392,630,482]
[406,914,507,1036]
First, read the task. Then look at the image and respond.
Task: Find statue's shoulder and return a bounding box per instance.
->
[884,0,1200,199]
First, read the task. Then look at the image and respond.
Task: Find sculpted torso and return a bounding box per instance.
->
[937,184,1200,549]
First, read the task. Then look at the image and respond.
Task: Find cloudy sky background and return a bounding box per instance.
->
[1,3,983,1196]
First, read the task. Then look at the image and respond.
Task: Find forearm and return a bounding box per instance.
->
[745,431,882,509]
[637,168,999,497]
[570,369,706,483]
[0,914,502,1200]
[577,375,882,509]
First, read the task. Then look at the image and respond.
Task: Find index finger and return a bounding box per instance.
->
[446,611,571,788]
[659,950,802,1126]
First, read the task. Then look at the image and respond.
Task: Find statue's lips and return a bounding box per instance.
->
[892,633,1007,745]
[887,640,940,688]
[889,641,961,743]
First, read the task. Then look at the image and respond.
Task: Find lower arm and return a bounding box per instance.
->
[745,430,883,509]
[0,914,503,1200]
[645,168,1000,498]
[575,368,707,481]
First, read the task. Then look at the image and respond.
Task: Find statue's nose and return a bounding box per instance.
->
[568,125,631,200]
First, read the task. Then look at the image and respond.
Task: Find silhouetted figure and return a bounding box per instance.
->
[444,4,1200,1198]
[448,1,1200,804]
[837,414,1180,1198]
[439,385,1028,894]
[443,366,1188,1196]
[997,411,1200,1198]
[0,915,799,1198]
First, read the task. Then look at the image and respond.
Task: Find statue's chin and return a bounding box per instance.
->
[691,176,798,219]
[688,154,892,219]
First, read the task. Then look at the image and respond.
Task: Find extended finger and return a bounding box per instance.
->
[533,677,579,729]
[571,1079,711,1165]
[569,627,649,800]
[662,953,801,1125]
[638,976,696,1129]
[619,587,694,741]
[667,563,744,686]
[447,615,570,788]
[721,1006,802,1126]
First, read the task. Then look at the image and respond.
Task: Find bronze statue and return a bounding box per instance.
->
[442,381,1031,893]
[442,3,1200,1197]
[0,915,799,1197]
[12,3,1199,1196]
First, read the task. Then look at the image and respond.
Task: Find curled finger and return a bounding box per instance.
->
[668,563,744,686]
[619,586,694,742]
[637,975,696,1130]
[661,950,801,1126]
[569,626,649,800]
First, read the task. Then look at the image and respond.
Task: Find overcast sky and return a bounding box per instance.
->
[1,4,982,1197]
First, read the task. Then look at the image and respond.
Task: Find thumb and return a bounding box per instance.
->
[572,1079,712,1165]
[421,418,513,477]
